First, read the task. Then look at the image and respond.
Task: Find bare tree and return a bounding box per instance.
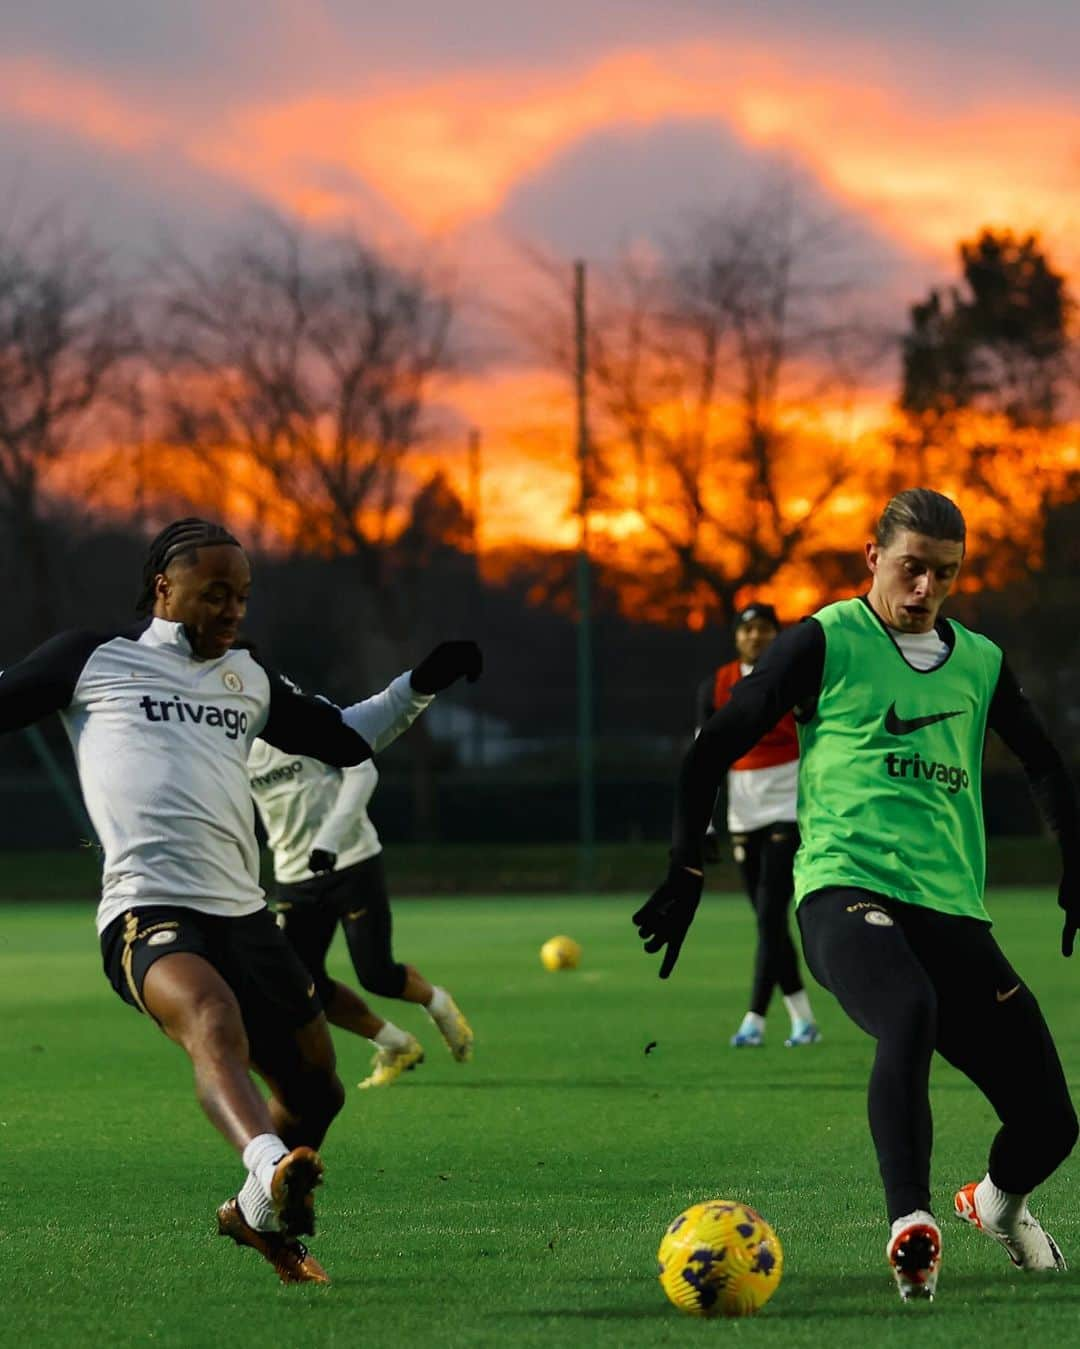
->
[151,217,456,837]
[0,219,136,639]
[152,216,455,643]
[522,190,888,623]
[614,199,884,620]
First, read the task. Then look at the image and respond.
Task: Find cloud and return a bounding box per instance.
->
[1,36,1078,279]
[177,43,1080,266]
[0,55,164,153]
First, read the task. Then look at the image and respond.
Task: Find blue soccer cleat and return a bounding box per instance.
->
[784,1020,823,1047]
[730,1015,765,1048]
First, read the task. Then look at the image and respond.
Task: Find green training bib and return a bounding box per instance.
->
[794,598,1002,921]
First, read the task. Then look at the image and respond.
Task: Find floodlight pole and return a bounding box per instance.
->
[24,725,96,843]
[468,427,484,769]
[574,260,596,892]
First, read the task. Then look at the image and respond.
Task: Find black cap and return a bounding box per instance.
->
[734,602,779,630]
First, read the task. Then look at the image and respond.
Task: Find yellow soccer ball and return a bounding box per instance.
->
[540,935,582,971]
[657,1199,783,1318]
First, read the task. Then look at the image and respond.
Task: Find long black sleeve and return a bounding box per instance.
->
[0,630,105,732]
[988,659,1080,866]
[694,675,716,732]
[260,669,373,766]
[671,620,825,867]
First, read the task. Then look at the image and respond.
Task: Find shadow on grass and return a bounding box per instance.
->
[499,1305,672,1322]
[402,1080,654,1091]
[766,1270,1080,1319]
[402,1077,989,1095]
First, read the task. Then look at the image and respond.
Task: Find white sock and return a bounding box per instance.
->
[974,1174,1028,1230]
[740,1012,766,1033]
[242,1132,289,1201]
[374,1021,412,1050]
[238,1170,279,1232]
[783,990,813,1026]
[426,986,452,1018]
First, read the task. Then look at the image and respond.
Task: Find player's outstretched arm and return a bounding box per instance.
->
[671,620,822,869]
[0,630,105,732]
[988,659,1080,956]
[339,640,482,752]
[308,761,378,873]
[409,640,482,694]
[635,621,822,977]
[259,668,375,765]
[633,863,704,979]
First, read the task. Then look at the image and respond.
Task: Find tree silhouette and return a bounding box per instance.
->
[902,229,1071,429]
[0,218,136,640]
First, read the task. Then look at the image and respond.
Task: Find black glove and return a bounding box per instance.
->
[1059,867,1080,957]
[632,862,704,979]
[410,640,482,694]
[308,848,337,874]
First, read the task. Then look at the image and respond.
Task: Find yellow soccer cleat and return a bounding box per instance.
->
[430,993,474,1062]
[358,1035,425,1089]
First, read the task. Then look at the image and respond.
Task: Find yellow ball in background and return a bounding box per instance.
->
[540,935,582,971]
[657,1199,783,1318]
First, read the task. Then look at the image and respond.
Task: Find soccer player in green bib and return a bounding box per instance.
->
[634,489,1080,1303]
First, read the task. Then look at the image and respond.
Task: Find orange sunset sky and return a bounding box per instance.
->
[3,1,1079,558]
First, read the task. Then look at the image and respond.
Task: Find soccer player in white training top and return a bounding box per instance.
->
[248,737,473,1086]
[636,490,1079,1303]
[0,518,482,1286]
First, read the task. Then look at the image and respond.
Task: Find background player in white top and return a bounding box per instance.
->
[249,738,472,1087]
[0,518,482,1287]
[697,603,819,1048]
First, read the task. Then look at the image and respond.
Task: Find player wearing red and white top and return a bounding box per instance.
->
[696,603,819,1048]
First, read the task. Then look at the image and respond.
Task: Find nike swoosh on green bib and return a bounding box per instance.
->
[884,703,966,736]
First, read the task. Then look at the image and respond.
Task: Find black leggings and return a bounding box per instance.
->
[732,823,803,1015]
[799,887,1078,1221]
[276,854,407,1006]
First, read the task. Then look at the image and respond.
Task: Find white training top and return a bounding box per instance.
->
[889,625,951,672]
[0,617,432,932]
[250,740,382,883]
[727,760,800,833]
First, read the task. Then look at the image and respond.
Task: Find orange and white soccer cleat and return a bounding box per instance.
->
[887,1211,942,1302]
[954,1182,1066,1271]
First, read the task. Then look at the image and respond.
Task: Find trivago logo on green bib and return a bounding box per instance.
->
[882,704,971,794]
[794,600,1003,922]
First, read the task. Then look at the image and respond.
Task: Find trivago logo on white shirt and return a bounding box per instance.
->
[137,693,250,739]
[0,614,433,931]
[249,738,382,883]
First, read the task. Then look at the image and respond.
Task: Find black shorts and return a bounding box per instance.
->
[274,854,388,915]
[100,905,323,1049]
[274,854,404,1001]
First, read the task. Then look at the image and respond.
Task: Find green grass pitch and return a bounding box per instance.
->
[3,889,1080,1347]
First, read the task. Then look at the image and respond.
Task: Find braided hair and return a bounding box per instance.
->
[136,518,243,615]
